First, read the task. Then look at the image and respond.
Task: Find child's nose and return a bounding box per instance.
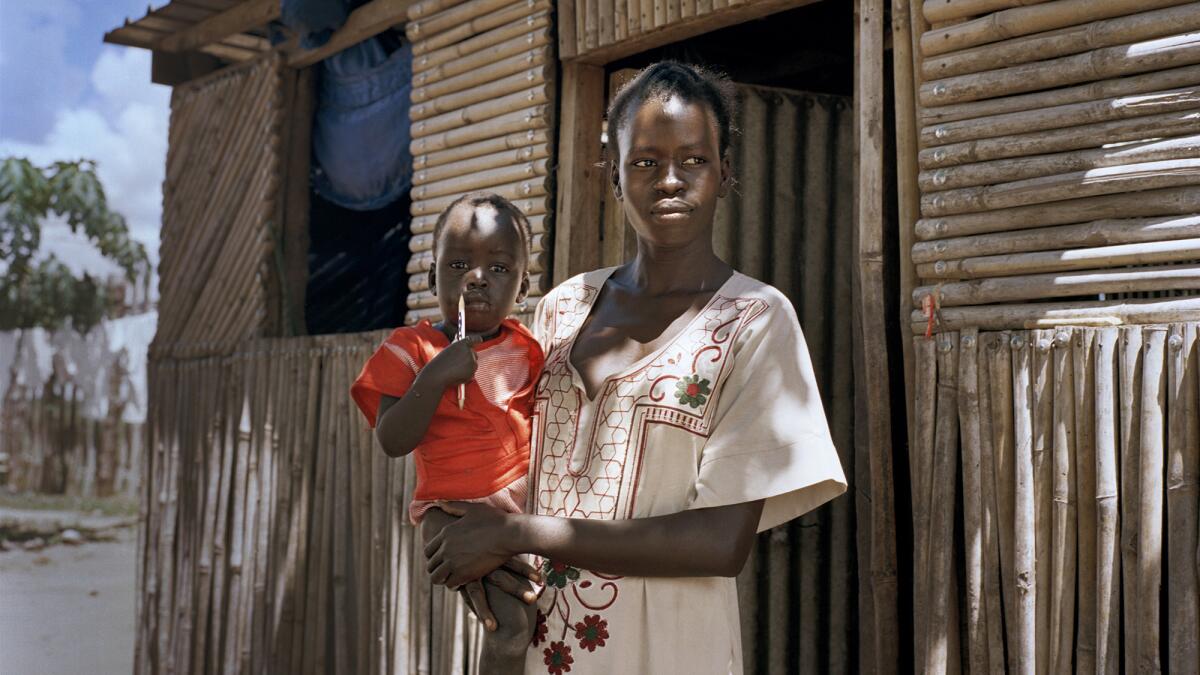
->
[655,165,686,194]
[465,267,488,287]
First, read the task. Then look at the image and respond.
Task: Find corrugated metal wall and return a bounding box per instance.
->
[717,84,859,675]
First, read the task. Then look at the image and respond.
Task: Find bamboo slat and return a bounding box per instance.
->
[1118,325,1142,675]
[411,158,549,201]
[1048,330,1076,675]
[922,0,1051,24]
[915,264,1200,308]
[411,85,551,138]
[410,104,549,155]
[412,8,551,73]
[1010,331,1037,674]
[1136,327,1166,674]
[957,329,987,673]
[918,0,1190,57]
[919,135,1200,192]
[1093,327,1120,675]
[913,297,1200,332]
[414,128,549,171]
[414,141,549,185]
[915,186,1200,240]
[917,236,1200,280]
[1071,329,1097,673]
[1166,323,1200,673]
[411,41,550,103]
[911,336,937,672]
[922,3,1200,80]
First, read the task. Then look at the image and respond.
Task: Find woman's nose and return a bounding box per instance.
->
[654,164,686,194]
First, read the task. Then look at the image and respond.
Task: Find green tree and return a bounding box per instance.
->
[0,157,150,331]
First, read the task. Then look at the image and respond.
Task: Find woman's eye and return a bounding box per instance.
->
[632,159,655,168]
[683,156,706,165]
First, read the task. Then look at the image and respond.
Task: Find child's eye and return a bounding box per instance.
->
[682,156,706,165]
[490,264,509,273]
[448,261,468,270]
[631,159,655,168]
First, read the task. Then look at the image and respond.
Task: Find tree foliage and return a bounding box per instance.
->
[0,157,150,331]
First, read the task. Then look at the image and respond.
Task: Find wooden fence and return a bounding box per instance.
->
[136,334,486,675]
[910,323,1200,674]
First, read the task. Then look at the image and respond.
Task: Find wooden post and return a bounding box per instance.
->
[1049,330,1076,675]
[1093,328,1120,675]
[1167,323,1200,674]
[1118,326,1142,674]
[1072,329,1097,673]
[957,329,987,674]
[892,0,920,459]
[1010,332,1036,675]
[553,62,605,285]
[1137,327,1166,674]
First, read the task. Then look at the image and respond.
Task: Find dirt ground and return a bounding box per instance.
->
[0,517,136,675]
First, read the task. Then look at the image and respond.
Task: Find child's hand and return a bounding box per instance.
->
[423,335,482,389]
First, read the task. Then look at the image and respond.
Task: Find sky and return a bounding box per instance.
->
[0,1,171,275]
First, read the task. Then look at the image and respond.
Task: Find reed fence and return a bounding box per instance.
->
[154,54,285,360]
[895,0,1200,334]
[134,333,484,675]
[910,323,1200,674]
[404,0,557,326]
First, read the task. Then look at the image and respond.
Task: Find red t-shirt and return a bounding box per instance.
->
[350,319,544,502]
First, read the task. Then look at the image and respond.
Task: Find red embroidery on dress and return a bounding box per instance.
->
[574,615,609,652]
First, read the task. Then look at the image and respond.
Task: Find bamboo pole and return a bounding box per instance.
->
[1137,326,1166,674]
[958,329,988,674]
[411,157,549,201]
[912,336,937,672]
[408,0,471,21]
[413,7,551,72]
[1032,330,1052,675]
[916,186,1200,240]
[414,128,549,172]
[410,66,551,122]
[922,0,1051,24]
[411,179,548,218]
[919,110,1200,171]
[914,264,1200,308]
[412,44,550,105]
[918,0,1190,57]
[926,332,959,674]
[917,236,1200,280]
[913,297,1200,333]
[1093,327,1120,675]
[1048,330,1076,675]
[1118,325,1143,675]
[922,86,1200,147]
[292,351,321,670]
[922,3,1200,80]
[412,86,551,139]
[921,60,1200,127]
[600,0,614,45]
[921,158,1200,218]
[894,0,921,470]
[410,104,549,154]
[1010,332,1036,675]
[1072,329,1097,674]
[1167,322,1200,674]
[919,135,1200,192]
[975,334,1006,674]
[406,0,524,43]
[912,214,1200,265]
[413,30,550,92]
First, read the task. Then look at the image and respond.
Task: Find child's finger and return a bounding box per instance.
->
[502,557,543,584]
[487,568,539,605]
[461,581,497,631]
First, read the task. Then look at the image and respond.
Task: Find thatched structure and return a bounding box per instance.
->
[105,0,1199,672]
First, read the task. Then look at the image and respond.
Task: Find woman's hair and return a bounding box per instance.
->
[605,61,738,162]
[430,191,533,261]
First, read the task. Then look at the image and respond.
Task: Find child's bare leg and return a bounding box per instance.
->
[421,509,533,673]
[475,575,535,674]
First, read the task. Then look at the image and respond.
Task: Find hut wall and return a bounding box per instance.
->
[899,0,1200,334]
[154,54,285,359]
[910,324,1200,674]
[403,0,558,326]
[134,333,484,675]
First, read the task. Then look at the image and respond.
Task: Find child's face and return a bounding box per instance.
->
[431,204,529,334]
[611,95,730,249]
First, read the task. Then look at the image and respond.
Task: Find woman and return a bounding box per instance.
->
[425,61,847,674]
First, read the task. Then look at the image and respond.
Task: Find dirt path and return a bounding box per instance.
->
[0,526,136,675]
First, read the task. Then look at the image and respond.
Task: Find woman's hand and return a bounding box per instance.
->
[425,501,519,588]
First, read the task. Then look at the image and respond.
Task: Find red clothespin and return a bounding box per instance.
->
[923,293,938,339]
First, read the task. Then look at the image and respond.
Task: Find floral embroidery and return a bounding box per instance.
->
[544,641,574,674]
[542,559,581,589]
[674,374,711,408]
[532,610,548,647]
[573,614,609,652]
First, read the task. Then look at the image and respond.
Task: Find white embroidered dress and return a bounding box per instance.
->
[525,268,848,675]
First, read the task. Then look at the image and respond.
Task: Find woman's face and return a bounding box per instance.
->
[612,95,730,250]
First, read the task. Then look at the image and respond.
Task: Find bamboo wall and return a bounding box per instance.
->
[403,0,557,326]
[902,0,1200,334]
[135,334,484,675]
[565,0,750,57]
[154,54,284,359]
[911,323,1200,674]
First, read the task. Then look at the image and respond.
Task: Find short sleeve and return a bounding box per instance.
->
[689,299,848,532]
[531,292,555,353]
[350,328,425,428]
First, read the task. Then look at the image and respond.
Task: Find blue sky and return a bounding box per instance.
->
[1,1,171,272]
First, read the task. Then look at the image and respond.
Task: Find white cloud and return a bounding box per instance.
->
[0,0,88,141]
[0,46,169,272]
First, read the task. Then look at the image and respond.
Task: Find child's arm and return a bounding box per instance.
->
[375,336,480,457]
[424,499,764,587]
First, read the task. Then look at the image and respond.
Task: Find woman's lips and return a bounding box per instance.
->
[651,200,692,214]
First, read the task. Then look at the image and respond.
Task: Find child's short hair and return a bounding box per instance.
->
[430,191,533,261]
[606,61,738,162]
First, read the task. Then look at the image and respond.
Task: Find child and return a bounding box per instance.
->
[350,191,543,673]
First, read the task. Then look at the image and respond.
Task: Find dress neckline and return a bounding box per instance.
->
[563,267,743,403]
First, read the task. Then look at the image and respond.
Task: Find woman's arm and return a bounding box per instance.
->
[425,499,763,588]
[375,336,479,457]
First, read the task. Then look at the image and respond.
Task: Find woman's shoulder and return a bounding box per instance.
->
[721,272,801,323]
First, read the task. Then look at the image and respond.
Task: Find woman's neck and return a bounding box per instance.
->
[623,237,731,296]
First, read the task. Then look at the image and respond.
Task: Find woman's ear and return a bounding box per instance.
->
[609,159,622,201]
[718,153,732,198]
[428,266,437,296]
